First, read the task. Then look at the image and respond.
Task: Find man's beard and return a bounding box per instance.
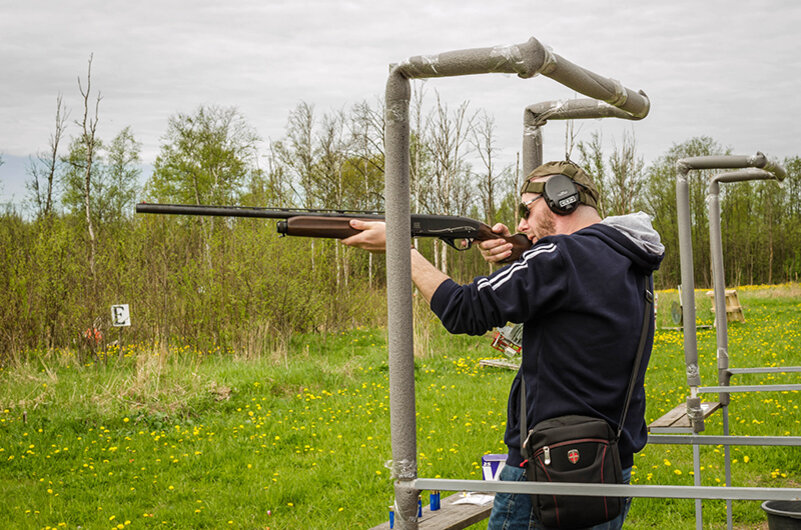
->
[534,213,556,240]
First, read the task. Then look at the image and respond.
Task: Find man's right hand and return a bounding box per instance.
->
[478,223,516,264]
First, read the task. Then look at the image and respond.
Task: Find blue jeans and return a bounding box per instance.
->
[487,464,632,530]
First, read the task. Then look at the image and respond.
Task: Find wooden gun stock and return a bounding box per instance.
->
[278,216,532,263]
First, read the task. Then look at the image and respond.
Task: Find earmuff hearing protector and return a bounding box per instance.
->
[542,174,580,215]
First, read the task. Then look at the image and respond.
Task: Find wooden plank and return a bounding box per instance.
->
[648,403,689,429]
[479,358,519,370]
[648,402,721,432]
[370,493,494,530]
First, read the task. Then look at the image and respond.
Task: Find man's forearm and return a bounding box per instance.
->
[411,248,449,303]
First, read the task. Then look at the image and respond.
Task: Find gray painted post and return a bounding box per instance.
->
[384,67,418,527]
[385,37,649,528]
[708,168,785,530]
[708,168,783,402]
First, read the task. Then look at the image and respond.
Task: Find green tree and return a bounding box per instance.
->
[642,136,730,288]
[147,105,260,205]
[99,126,141,222]
[274,102,316,208]
[778,156,801,281]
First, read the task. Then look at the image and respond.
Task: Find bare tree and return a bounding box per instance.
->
[350,98,385,195]
[577,131,607,216]
[471,110,511,225]
[259,139,291,204]
[350,98,386,287]
[427,93,475,273]
[577,130,645,217]
[276,102,317,209]
[77,55,102,278]
[27,94,69,218]
[607,131,645,216]
[409,82,431,217]
[317,109,352,288]
[274,102,319,269]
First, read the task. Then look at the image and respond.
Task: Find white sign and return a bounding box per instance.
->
[111,304,131,327]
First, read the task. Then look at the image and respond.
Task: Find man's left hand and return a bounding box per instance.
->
[342,219,387,252]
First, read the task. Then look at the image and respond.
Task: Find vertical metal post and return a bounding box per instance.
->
[708,178,729,401]
[707,177,733,529]
[521,117,543,176]
[708,168,783,530]
[693,443,703,530]
[675,163,703,433]
[385,67,419,529]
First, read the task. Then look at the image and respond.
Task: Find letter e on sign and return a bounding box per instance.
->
[111,304,131,327]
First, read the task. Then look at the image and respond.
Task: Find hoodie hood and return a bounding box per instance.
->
[570,211,665,275]
[601,211,665,256]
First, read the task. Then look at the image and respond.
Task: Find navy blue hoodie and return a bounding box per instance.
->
[430,212,665,469]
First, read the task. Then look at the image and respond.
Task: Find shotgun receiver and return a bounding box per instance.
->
[135,202,531,263]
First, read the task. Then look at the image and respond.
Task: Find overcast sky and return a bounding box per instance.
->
[1,0,800,206]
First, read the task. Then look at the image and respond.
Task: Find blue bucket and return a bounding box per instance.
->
[762,500,801,529]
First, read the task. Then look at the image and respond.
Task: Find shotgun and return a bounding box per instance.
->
[135,202,531,263]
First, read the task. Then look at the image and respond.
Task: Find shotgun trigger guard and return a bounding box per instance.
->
[440,237,473,251]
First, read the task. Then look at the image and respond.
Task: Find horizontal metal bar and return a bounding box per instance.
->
[649,435,801,446]
[413,478,801,501]
[729,367,801,374]
[678,154,766,171]
[699,384,801,393]
[649,427,694,434]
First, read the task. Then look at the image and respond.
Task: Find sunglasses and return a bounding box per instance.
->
[518,195,543,219]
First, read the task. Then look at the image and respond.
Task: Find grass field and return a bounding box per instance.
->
[1,284,799,529]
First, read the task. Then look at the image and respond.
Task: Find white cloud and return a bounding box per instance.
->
[1,0,800,204]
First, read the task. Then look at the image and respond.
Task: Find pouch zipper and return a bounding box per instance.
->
[534,437,610,466]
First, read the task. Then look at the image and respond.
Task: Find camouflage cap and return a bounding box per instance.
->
[520,160,600,209]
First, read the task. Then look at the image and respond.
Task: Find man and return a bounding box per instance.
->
[344,160,664,529]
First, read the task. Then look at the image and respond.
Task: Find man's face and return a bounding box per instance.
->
[517,182,556,242]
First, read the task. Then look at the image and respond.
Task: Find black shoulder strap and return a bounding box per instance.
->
[519,372,527,453]
[616,276,654,440]
[519,275,654,455]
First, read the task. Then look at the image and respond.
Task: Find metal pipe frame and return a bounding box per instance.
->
[521,98,644,175]
[709,168,785,401]
[675,158,787,529]
[385,36,649,529]
[649,434,801,446]
[700,384,801,393]
[729,367,801,374]
[674,153,785,433]
[707,167,788,530]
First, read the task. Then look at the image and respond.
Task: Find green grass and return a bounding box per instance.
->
[1,285,800,529]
